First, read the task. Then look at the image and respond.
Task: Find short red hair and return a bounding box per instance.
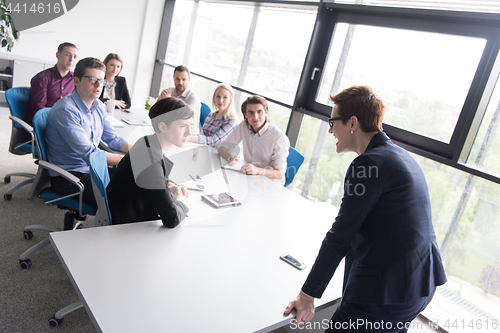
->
[330,85,385,132]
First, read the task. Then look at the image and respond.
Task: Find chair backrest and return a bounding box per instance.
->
[89,150,112,226]
[27,107,53,199]
[200,102,211,127]
[6,87,30,129]
[284,147,305,187]
[32,108,51,162]
[6,87,33,155]
[30,107,97,216]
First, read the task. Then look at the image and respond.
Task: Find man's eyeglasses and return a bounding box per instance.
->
[328,116,346,128]
[83,76,106,85]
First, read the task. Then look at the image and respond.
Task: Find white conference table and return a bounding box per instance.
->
[107,106,155,144]
[50,118,345,333]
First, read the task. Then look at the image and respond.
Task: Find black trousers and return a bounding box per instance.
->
[325,288,436,332]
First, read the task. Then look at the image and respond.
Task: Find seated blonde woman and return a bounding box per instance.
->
[188,83,238,146]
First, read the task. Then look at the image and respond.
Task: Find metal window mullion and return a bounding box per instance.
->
[150,0,177,98]
[457,32,500,164]
[182,0,200,66]
[234,3,261,109]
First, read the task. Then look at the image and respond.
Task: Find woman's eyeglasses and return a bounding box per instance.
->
[328,116,346,128]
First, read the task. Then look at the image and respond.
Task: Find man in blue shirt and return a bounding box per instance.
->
[45,57,131,208]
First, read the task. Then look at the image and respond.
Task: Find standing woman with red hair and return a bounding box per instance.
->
[284,86,447,332]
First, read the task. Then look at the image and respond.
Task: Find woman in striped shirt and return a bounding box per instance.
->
[189,83,238,146]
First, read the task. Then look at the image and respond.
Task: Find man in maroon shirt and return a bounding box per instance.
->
[25,42,78,124]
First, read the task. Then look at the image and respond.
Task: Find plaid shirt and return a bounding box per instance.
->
[198,112,238,146]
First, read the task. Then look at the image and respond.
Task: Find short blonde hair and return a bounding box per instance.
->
[212,83,236,119]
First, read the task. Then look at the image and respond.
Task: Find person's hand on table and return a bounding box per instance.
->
[168,181,176,191]
[180,185,188,200]
[284,290,315,324]
[114,100,127,109]
[159,88,172,100]
[243,163,259,175]
[171,185,188,203]
[227,156,239,166]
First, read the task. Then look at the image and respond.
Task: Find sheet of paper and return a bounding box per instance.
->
[121,118,150,126]
[180,180,204,191]
[108,116,125,128]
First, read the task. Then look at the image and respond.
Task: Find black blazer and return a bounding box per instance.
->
[99,76,131,109]
[106,135,188,227]
[302,132,447,304]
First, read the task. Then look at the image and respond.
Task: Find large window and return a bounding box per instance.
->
[316,23,485,143]
[165,2,254,85]
[414,156,500,328]
[239,7,315,105]
[294,4,500,160]
[161,0,316,108]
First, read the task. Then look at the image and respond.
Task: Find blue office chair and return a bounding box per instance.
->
[4,87,36,200]
[200,102,211,127]
[20,108,97,269]
[48,150,112,327]
[284,147,305,187]
[89,150,112,226]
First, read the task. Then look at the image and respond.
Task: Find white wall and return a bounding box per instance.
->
[0,0,165,108]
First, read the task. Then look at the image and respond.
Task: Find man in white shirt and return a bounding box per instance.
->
[159,65,201,134]
[218,95,290,184]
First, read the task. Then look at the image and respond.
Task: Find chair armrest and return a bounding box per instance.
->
[99,140,125,155]
[9,115,33,133]
[38,160,82,185]
[37,160,86,216]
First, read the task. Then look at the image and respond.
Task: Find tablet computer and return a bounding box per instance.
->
[202,192,241,208]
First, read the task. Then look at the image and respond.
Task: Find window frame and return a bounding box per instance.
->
[293,2,500,161]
